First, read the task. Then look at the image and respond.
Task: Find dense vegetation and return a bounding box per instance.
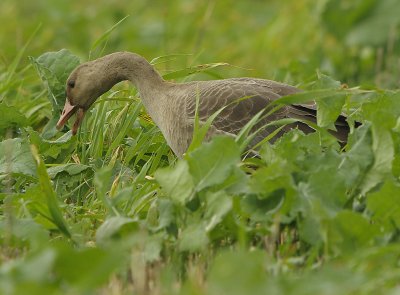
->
[1,0,400,294]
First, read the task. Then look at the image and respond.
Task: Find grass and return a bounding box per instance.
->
[1,1,400,294]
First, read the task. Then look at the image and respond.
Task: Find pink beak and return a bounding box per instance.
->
[56,98,86,135]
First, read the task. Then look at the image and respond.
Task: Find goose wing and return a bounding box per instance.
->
[185,78,317,140]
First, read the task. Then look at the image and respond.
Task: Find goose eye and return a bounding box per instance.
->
[68,80,75,88]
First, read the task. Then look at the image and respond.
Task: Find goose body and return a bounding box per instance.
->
[56,52,348,157]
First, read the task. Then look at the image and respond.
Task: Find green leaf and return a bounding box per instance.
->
[0,103,28,132]
[362,92,400,129]
[179,223,208,252]
[340,123,374,190]
[248,162,296,219]
[96,216,139,245]
[155,160,195,204]
[208,250,267,295]
[204,191,232,232]
[316,94,345,128]
[312,72,342,89]
[143,233,164,262]
[94,166,114,210]
[187,136,240,191]
[0,247,56,283]
[47,163,90,178]
[299,215,323,246]
[327,210,378,254]
[0,138,36,177]
[147,199,175,231]
[30,145,71,238]
[249,162,294,196]
[0,218,49,250]
[304,152,348,212]
[55,245,125,290]
[367,180,400,230]
[28,129,76,160]
[30,49,80,114]
[360,125,394,194]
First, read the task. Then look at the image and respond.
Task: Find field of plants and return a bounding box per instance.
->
[1,0,400,294]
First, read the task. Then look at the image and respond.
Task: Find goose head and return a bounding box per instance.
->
[56,59,123,134]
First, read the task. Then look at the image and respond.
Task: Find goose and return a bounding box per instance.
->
[56,51,350,157]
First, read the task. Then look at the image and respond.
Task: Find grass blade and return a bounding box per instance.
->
[30,144,71,238]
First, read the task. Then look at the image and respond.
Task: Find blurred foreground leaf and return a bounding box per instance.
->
[96,216,139,245]
[0,138,36,177]
[187,136,240,191]
[155,160,194,204]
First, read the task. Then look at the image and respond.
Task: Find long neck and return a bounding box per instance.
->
[98,52,167,114]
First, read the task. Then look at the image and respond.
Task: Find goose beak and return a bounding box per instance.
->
[56,98,86,135]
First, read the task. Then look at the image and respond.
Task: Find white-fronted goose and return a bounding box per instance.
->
[56,52,349,157]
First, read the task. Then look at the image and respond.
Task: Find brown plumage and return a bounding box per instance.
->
[56,52,350,157]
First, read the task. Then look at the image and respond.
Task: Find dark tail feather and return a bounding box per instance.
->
[288,104,358,144]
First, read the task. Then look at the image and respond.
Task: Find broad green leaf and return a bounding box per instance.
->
[208,250,267,295]
[55,245,125,290]
[340,123,374,190]
[47,163,90,178]
[362,92,400,129]
[179,223,208,252]
[360,125,394,194]
[143,233,164,262]
[96,216,139,245]
[20,186,57,230]
[317,94,345,128]
[147,199,175,231]
[0,247,56,284]
[249,162,294,197]
[327,210,378,254]
[240,193,284,223]
[0,218,48,250]
[187,136,240,191]
[94,166,114,210]
[0,138,36,177]
[367,180,400,230]
[312,72,341,89]
[304,151,348,213]
[204,191,232,232]
[298,215,323,246]
[48,163,93,200]
[155,160,195,204]
[28,129,76,160]
[248,161,296,219]
[30,49,80,115]
[219,167,249,195]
